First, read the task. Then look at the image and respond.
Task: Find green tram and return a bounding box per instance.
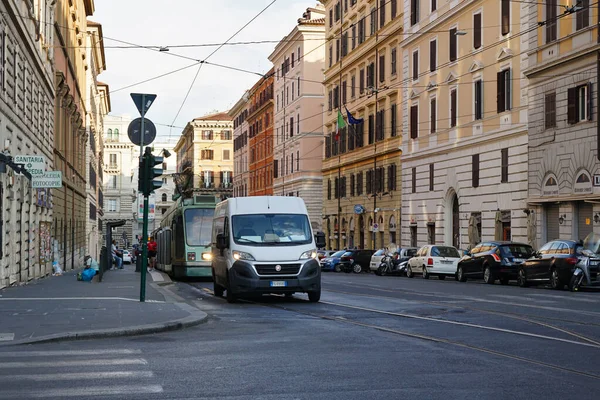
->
[153,194,219,278]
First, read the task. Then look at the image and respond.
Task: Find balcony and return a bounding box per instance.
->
[104,163,119,174]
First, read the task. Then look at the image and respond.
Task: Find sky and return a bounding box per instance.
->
[93,0,316,143]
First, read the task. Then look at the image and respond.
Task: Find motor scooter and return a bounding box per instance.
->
[376,253,404,276]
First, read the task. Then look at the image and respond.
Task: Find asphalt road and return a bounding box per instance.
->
[1,272,600,399]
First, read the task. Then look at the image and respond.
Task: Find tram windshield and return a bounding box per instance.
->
[232,214,312,246]
[184,208,215,247]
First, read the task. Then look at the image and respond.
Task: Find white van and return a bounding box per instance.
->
[211,196,326,303]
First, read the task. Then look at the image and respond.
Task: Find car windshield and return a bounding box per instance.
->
[500,245,534,258]
[184,208,215,247]
[431,246,460,258]
[331,250,346,258]
[374,249,385,256]
[232,214,312,246]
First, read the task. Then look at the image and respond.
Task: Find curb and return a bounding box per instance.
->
[1,302,208,346]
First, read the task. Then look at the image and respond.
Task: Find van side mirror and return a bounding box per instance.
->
[216,234,228,250]
[314,231,326,249]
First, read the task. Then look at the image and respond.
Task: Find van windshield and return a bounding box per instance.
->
[232,214,313,246]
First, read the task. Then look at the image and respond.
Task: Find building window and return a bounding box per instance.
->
[545,92,556,129]
[368,114,375,144]
[290,117,294,137]
[474,13,482,49]
[342,80,347,104]
[427,223,435,245]
[429,39,436,72]
[327,179,332,200]
[472,154,480,188]
[350,174,355,196]
[430,98,436,134]
[379,0,385,28]
[359,69,365,93]
[390,104,397,137]
[391,47,397,75]
[412,50,419,81]
[296,150,299,171]
[431,0,437,12]
[352,24,356,49]
[387,164,397,191]
[223,149,231,160]
[410,225,417,247]
[546,2,557,43]
[577,0,590,30]
[357,171,363,195]
[450,88,457,127]
[412,167,416,193]
[370,8,377,35]
[336,38,340,62]
[410,104,418,139]
[351,75,356,98]
[501,0,510,35]
[379,55,385,83]
[391,0,397,19]
[329,45,333,67]
[497,69,511,113]
[109,153,117,167]
[107,199,117,212]
[358,16,366,44]
[202,130,213,140]
[298,77,300,95]
[568,83,592,124]
[201,150,214,160]
[411,0,419,25]
[501,148,509,183]
[329,9,333,27]
[449,28,457,62]
[222,130,232,140]
[291,153,294,173]
[162,193,168,202]
[474,79,483,120]
[429,163,434,191]
[366,62,375,88]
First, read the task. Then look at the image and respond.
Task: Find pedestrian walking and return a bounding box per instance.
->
[147,236,157,272]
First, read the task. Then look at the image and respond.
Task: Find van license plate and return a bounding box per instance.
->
[270,281,287,287]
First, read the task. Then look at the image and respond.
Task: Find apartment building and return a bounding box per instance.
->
[321,0,403,250]
[174,112,234,199]
[269,5,326,232]
[525,2,600,245]
[400,0,529,249]
[247,69,275,196]
[230,93,249,197]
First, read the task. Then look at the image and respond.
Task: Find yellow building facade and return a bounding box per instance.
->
[321,0,403,251]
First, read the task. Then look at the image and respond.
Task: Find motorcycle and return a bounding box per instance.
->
[376,253,407,276]
[570,266,585,292]
[569,233,600,291]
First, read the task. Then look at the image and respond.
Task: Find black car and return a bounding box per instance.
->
[519,240,600,289]
[457,241,534,284]
[339,250,376,273]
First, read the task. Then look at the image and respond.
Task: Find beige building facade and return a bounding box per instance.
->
[400,0,530,250]
[321,0,403,251]
[270,5,326,232]
[230,93,249,197]
[525,2,600,245]
[174,112,234,199]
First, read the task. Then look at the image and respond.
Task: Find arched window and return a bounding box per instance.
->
[107,129,112,140]
[162,193,167,202]
[114,128,119,141]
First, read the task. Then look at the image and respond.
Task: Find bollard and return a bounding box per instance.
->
[136,255,142,273]
[98,246,107,282]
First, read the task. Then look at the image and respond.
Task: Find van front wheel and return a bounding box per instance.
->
[307,289,321,303]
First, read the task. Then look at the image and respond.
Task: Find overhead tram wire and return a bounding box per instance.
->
[167,0,279,141]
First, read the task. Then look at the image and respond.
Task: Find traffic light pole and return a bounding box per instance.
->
[139,103,148,303]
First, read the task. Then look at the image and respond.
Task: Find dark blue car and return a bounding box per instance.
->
[320,250,346,272]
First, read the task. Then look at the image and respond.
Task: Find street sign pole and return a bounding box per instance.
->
[131,92,156,303]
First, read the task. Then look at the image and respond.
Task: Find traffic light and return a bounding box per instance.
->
[139,147,164,196]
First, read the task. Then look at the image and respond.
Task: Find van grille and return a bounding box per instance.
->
[254,264,301,275]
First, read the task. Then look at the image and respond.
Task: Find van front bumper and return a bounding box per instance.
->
[229,259,321,295]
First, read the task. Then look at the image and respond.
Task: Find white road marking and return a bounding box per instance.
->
[0,385,164,398]
[149,270,164,282]
[320,300,600,349]
[0,333,14,341]
[0,371,154,382]
[0,297,165,303]
[0,349,142,357]
[528,293,600,303]
[0,358,148,368]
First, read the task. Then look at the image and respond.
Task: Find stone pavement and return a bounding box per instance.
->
[0,264,207,345]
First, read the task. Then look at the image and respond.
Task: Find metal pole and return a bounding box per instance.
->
[139,94,148,302]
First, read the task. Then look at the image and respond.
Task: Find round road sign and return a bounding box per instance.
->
[127,118,157,146]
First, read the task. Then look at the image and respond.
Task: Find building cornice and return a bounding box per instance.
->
[524,43,600,77]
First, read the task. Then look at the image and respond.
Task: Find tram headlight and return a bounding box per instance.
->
[202,252,212,261]
[232,251,255,261]
[187,252,196,261]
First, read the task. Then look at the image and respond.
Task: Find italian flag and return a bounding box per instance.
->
[335,109,346,142]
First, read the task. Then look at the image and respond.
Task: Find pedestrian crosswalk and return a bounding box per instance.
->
[0,348,163,398]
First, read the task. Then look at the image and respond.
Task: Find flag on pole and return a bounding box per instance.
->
[335,110,346,142]
[345,106,364,125]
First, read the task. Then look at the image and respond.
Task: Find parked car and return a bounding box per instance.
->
[407,245,462,279]
[518,240,600,289]
[318,250,336,262]
[339,250,376,273]
[456,242,534,284]
[320,250,347,272]
[369,249,388,271]
[122,250,132,264]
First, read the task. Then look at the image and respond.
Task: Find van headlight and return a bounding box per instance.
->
[233,251,255,261]
[299,249,318,260]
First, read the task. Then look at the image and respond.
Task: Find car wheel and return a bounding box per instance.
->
[457,266,467,282]
[334,264,341,273]
[518,269,528,288]
[226,272,237,303]
[308,289,321,302]
[422,266,430,279]
[353,263,362,274]
[212,270,224,297]
[500,278,509,285]
[407,266,414,278]
[550,268,564,290]
[483,266,495,285]
[438,274,446,281]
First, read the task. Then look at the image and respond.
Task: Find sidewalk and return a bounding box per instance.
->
[0,264,207,345]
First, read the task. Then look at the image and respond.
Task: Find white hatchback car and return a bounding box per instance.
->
[122,250,132,264]
[369,249,389,271]
[407,245,462,280]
